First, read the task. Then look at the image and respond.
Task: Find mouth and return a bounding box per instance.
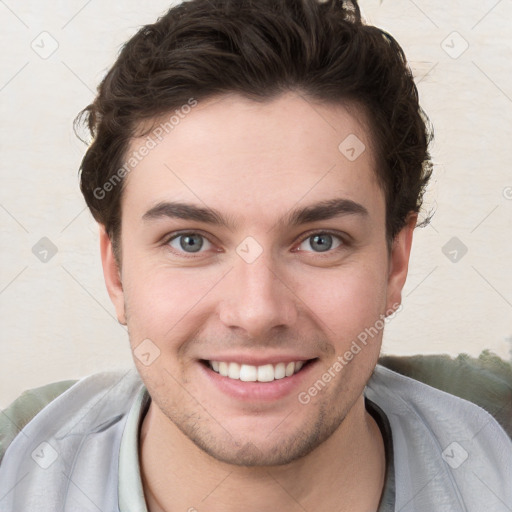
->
[201,359,316,383]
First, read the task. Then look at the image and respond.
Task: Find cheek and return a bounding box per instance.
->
[297,259,388,343]
[122,259,217,342]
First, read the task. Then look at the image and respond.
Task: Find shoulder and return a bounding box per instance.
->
[0,370,144,511]
[367,363,512,510]
[377,351,512,438]
[0,379,77,462]
[367,361,511,438]
[0,369,142,463]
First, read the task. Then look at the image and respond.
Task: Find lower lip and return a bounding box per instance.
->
[198,360,318,402]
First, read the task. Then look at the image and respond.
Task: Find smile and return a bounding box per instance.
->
[207,360,309,382]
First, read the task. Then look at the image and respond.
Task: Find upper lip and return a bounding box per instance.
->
[199,353,317,366]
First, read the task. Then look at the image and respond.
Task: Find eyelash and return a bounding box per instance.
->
[163,230,349,258]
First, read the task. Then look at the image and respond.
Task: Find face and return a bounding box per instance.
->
[101,91,414,466]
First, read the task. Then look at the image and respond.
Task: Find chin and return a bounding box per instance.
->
[173,405,344,468]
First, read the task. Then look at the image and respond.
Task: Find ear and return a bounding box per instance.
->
[385,213,417,312]
[99,225,126,325]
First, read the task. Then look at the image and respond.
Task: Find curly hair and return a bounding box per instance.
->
[76,0,433,259]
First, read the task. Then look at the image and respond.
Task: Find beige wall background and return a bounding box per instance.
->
[1,0,511,407]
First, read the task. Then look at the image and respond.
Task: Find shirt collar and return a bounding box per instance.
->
[117,384,394,512]
[118,384,151,512]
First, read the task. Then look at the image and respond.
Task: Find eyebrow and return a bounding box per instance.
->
[285,198,368,226]
[142,198,368,230]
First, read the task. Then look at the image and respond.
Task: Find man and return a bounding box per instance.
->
[0,1,511,511]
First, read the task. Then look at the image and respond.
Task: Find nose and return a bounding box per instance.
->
[217,251,298,339]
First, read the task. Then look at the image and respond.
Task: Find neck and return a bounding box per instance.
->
[139,394,386,512]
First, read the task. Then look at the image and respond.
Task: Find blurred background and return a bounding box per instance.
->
[1,0,511,406]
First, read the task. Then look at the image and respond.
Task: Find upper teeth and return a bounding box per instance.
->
[210,361,305,382]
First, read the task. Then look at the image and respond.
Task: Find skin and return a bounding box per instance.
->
[100,91,416,511]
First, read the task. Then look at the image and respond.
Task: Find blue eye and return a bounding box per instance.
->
[168,233,212,253]
[298,233,343,253]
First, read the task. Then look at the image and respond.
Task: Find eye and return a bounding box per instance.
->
[167,232,213,254]
[296,232,344,253]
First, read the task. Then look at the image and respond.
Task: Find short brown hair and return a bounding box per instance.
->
[76,0,433,259]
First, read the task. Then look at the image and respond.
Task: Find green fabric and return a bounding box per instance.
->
[0,380,77,462]
[378,350,512,438]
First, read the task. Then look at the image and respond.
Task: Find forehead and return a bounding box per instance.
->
[121,92,384,227]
